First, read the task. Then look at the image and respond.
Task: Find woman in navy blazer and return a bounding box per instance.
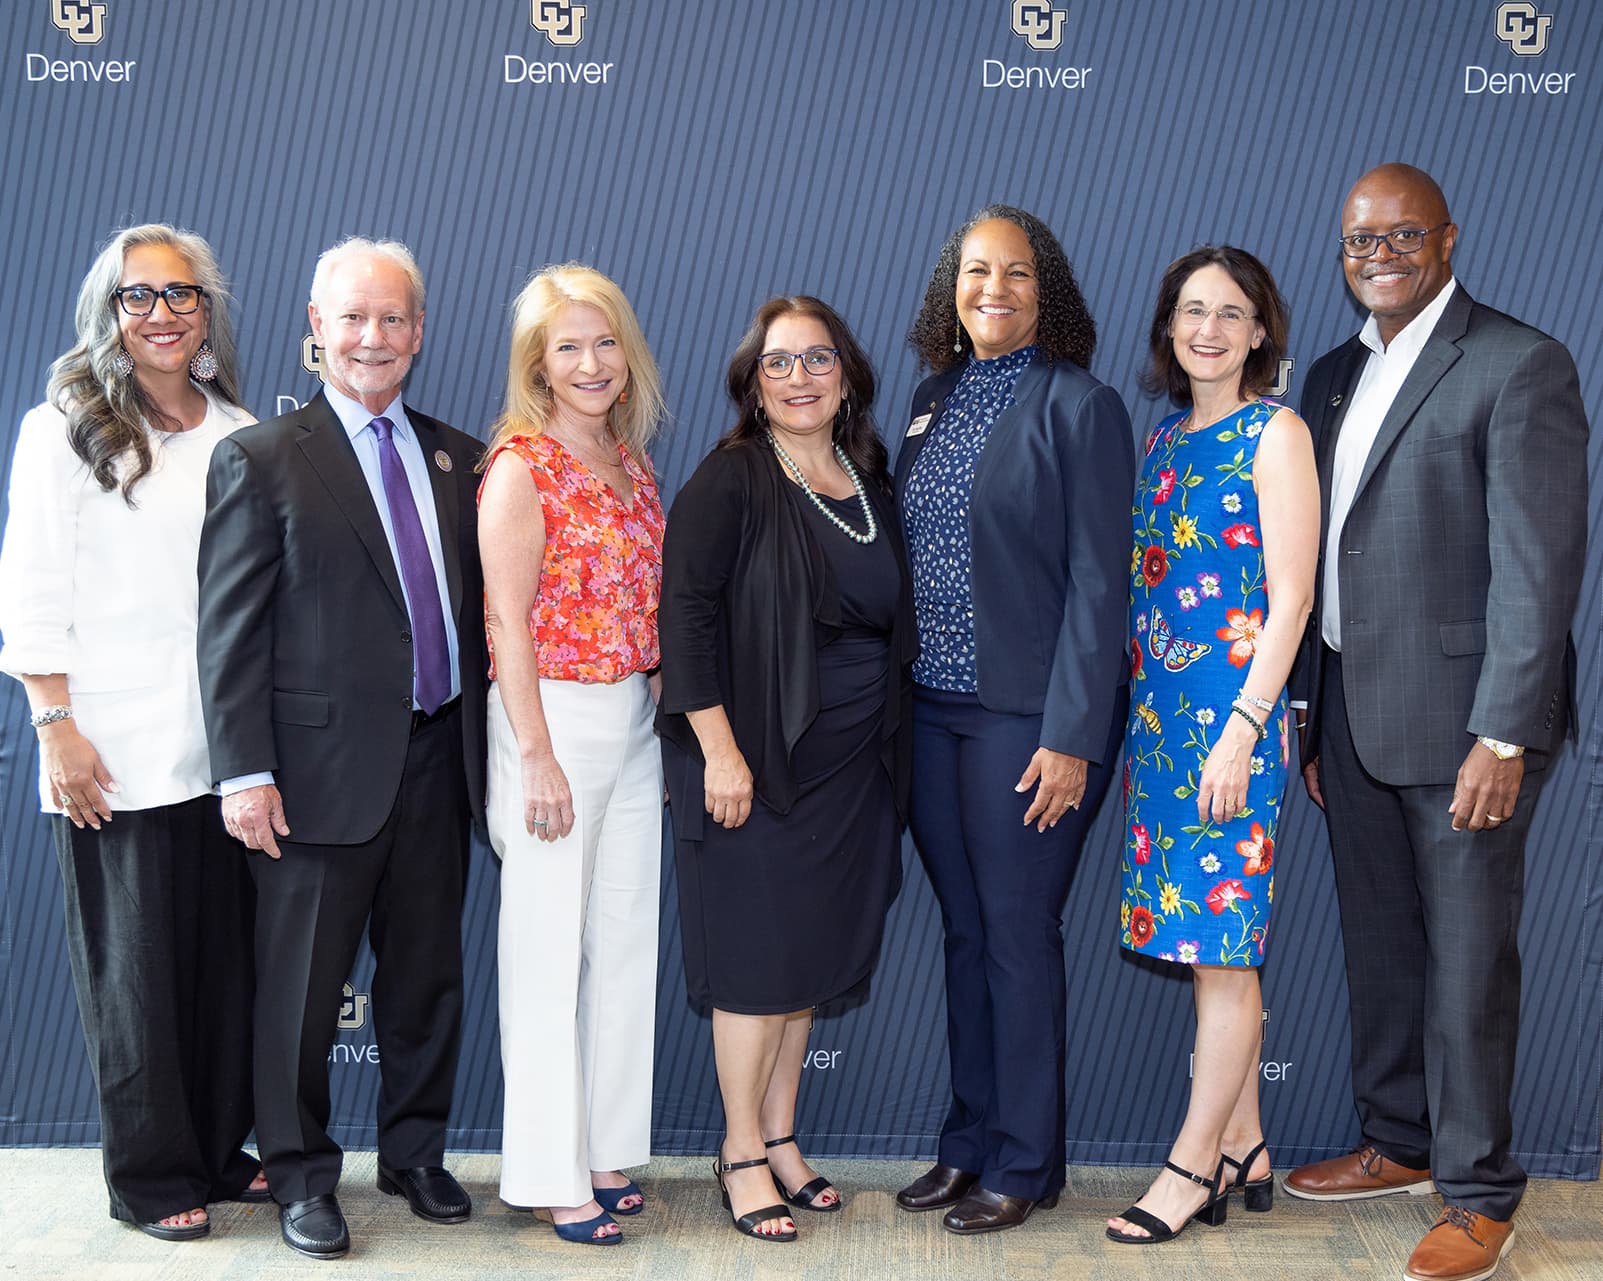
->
[893,205,1134,1233]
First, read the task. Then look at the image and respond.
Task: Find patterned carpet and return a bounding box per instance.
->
[2,1150,1599,1281]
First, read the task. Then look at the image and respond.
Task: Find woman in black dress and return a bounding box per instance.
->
[658,296,915,1242]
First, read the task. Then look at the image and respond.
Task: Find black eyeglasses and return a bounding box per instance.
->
[759,347,838,379]
[112,284,207,316]
[1336,223,1449,259]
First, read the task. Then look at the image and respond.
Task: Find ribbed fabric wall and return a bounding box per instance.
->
[1,0,1596,1175]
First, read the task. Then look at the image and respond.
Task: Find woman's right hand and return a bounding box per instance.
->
[703,746,754,829]
[40,721,116,830]
[522,751,574,841]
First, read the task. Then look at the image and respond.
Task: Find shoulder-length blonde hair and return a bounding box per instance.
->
[484,263,665,465]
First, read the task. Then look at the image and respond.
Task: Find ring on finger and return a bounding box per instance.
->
[59,795,75,808]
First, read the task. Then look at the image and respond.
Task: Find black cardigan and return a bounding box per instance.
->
[656,439,916,832]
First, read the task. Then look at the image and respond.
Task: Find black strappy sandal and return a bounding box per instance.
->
[763,1134,843,1212]
[713,1146,798,1242]
[1222,1140,1274,1212]
[1106,1158,1229,1244]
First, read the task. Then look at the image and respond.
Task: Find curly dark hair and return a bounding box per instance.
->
[908,204,1097,373]
[720,295,889,491]
[1141,245,1289,407]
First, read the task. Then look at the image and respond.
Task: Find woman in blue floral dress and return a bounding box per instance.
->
[1108,248,1319,1245]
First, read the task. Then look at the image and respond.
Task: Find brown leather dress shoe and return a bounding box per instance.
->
[941,1186,1059,1235]
[896,1163,978,1212]
[1404,1207,1515,1281]
[1283,1142,1434,1201]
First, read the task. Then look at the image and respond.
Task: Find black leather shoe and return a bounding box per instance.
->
[942,1185,1060,1234]
[279,1194,349,1259]
[377,1163,472,1223]
[897,1163,979,1212]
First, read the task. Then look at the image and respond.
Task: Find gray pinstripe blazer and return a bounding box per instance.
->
[1291,283,1589,787]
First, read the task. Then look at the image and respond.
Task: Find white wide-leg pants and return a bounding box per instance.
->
[488,674,662,1208]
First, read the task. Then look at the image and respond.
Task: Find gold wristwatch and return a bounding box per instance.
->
[1476,735,1525,761]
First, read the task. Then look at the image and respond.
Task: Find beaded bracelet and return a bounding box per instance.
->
[1230,702,1268,741]
[29,705,73,728]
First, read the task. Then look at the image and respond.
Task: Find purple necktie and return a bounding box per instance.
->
[370,417,452,714]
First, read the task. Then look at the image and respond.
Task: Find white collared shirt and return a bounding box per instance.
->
[1321,278,1458,650]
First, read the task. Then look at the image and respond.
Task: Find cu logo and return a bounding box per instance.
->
[337,982,370,1031]
[532,0,586,47]
[1011,0,1067,51]
[300,333,326,380]
[51,0,107,45]
[1495,2,1553,56]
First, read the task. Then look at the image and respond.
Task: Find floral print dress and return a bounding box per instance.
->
[1120,401,1288,967]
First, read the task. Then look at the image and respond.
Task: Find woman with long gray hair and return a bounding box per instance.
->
[0,224,266,1240]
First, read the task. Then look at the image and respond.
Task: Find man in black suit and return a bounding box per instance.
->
[197,238,487,1260]
[1285,165,1588,1281]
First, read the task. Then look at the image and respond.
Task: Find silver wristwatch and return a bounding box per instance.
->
[1476,735,1525,761]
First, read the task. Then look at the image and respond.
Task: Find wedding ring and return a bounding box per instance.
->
[532,818,549,828]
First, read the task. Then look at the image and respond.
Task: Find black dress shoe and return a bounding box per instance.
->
[897,1163,979,1212]
[377,1163,472,1223]
[280,1194,350,1259]
[942,1185,1060,1235]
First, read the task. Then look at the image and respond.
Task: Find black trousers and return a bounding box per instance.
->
[54,794,257,1223]
[908,685,1126,1200]
[1319,650,1536,1220]
[248,708,471,1203]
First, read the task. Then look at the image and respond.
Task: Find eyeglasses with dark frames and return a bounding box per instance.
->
[759,347,839,379]
[112,284,207,316]
[1336,223,1449,259]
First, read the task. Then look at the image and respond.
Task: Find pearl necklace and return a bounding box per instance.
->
[764,430,879,545]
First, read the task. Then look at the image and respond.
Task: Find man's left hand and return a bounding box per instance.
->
[1449,742,1524,833]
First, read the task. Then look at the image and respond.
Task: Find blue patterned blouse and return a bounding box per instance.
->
[903,345,1037,690]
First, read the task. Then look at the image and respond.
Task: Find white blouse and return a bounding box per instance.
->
[0,392,254,812]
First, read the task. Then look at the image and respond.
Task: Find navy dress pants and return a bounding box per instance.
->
[909,684,1126,1200]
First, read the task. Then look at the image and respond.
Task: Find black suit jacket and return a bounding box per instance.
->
[1291,284,1588,785]
[894,358,1134,762]
[196,391,487,845]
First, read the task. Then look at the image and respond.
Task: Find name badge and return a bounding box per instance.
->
[906,413,932,438]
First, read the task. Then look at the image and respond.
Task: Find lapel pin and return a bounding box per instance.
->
[1330,394,1343,407]
[434,450,453,472]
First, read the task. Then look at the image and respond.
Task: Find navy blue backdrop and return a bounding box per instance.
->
[1,0,1598,1178]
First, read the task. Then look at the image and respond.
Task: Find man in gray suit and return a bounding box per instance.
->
[1284,164,1587,1281]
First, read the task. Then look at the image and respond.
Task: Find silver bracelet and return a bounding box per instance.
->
[1230,702,1268,741]
[30,705,73,728]
[1236,689,1274,713]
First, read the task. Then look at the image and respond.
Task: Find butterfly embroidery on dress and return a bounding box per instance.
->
[1147,605,1212,671]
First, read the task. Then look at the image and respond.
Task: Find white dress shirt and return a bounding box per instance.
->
[0,392,254,812]
[1321,278,1458,651]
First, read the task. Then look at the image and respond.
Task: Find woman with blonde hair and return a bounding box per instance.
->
[477,263,667,1245]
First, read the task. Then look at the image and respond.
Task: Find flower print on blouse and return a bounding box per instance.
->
[481,433,664,684]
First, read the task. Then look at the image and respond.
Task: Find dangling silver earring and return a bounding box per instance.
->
[189,339,218,382]
[953,314,964,354]
[755,403,767,424]
[840,396,852,422]
[112,346,135,378]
